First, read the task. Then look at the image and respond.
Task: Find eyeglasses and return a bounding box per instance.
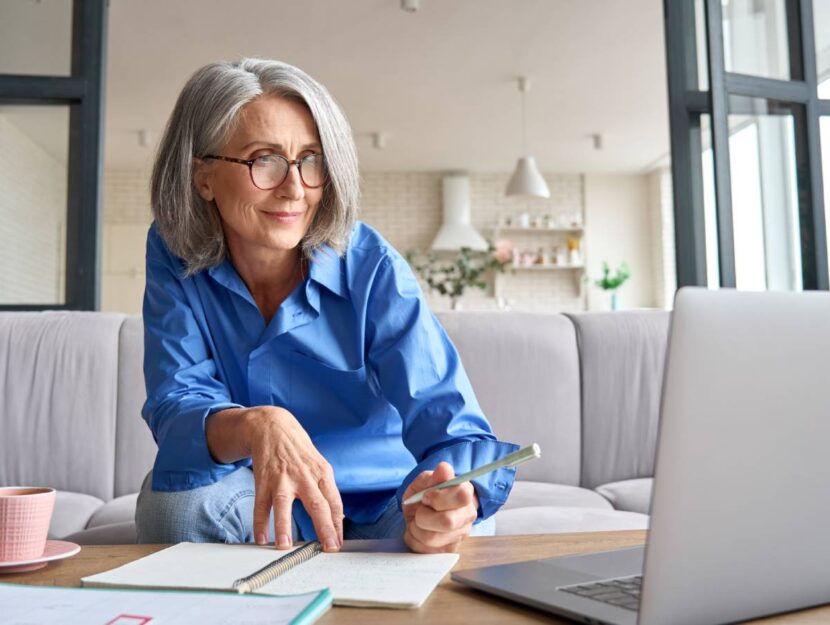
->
[202,153,325,190]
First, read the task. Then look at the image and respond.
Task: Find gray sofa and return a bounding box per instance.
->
[0,309,669,543]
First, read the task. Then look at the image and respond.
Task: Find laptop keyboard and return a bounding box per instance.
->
[558,575,642,611]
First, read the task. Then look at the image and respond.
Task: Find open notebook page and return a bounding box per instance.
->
[82,542,459,609]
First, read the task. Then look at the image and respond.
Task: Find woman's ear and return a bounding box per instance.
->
[192,158,215,202]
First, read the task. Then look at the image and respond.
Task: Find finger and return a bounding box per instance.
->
[402,470,434,503]
[402,471,435,523]
[317,472,344,547]
[252,487,274,546]
[298,484,339,553]
[427,462,455,488]
[422,482,475,512]
[272,489,295,550]
[406,523,469,553]
[405,524,461,554]
[415,503,477,534]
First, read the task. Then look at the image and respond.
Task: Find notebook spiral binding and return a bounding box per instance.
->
[233,541,323,594]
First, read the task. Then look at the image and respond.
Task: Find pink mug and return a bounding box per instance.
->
[0,487,56,561]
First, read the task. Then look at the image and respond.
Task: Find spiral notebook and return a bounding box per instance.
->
[81,540,458,609]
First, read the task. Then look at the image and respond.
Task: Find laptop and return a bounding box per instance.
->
[452,287,830,625]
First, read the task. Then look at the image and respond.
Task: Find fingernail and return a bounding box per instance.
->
[325,538,339,552]
[255,533,267,545]
[277,534,291,549]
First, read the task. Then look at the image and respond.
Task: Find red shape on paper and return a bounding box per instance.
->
[105,615,153,625]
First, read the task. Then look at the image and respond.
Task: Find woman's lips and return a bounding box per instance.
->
[261,211,303,224]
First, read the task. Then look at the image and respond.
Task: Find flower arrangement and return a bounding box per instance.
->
[406,241,512,309]
[595,261,631,310]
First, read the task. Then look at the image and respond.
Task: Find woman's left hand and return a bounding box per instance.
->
[402,461,479,554]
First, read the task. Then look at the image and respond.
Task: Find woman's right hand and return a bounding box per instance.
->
[206,405,343,552]
[245,406,343,551]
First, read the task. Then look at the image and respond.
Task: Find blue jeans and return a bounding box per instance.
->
[135,467,495,543]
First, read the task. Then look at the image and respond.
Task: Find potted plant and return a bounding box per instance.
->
[406,241,511,310]
[595,261,631,310]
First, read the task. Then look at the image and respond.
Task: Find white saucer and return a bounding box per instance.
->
[0,540,81,573]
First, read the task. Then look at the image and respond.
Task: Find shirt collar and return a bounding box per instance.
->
[206,258,256,307]
[308,246,348,299]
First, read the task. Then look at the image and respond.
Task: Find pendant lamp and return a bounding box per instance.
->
[505,77,550,199]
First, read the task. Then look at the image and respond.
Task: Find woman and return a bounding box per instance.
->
[136,58,518,554]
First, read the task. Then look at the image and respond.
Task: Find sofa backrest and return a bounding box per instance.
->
[566,310,671,489]
[1,309,669,501]
[114,315,156,497]
[436,311,582,486]
[117,311,586,492]
[0,312,124,501]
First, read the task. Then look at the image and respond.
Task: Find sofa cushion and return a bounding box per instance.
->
[500,481,613,511]
[565,311,670,488]
[114,316,156,498]
[63,521,137,545]
[495,506,649,535]
[48,491,104,540]
[87,493,138,528]
[0,311,124,501]
[437,311,582,486]
[595,478,653,514]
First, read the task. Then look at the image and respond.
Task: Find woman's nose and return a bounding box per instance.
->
[275,164,304,201]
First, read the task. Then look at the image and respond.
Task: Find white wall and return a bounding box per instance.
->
[648,167,676,309]
[584,173,656,310]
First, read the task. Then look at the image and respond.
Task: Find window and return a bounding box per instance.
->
[665,0,828,290]
[0,1,108,310]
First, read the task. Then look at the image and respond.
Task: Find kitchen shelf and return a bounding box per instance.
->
[493,226,584,233]
[508,264,584,270]
[489,217,587,306]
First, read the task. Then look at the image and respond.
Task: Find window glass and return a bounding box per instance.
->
[721,0,791,80]
[728,97,801,291]
[700,114,720,287]
[0,105,69,304]
[821,117,830,276]
[815,0,830,98]
[0,0,73,76]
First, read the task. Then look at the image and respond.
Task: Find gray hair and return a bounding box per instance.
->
[151,58,360,276]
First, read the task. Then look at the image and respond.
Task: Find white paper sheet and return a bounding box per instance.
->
[0,583,330,625]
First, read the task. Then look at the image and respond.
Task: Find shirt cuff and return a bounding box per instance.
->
[396,439,520,522]
[151,400,246,491]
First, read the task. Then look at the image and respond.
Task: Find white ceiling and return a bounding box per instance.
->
[2,0,672,173]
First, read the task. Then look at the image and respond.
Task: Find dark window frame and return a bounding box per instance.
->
[664,0,828,290]
[0,0,108,310]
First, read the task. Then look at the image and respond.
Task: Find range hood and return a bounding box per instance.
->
[430,175,488,251]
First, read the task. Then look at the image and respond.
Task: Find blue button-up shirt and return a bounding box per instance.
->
[142,221,518,540]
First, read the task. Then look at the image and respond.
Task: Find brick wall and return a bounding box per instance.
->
[359,172,586,312]
[100,169,610,314]
[101,169,153,313]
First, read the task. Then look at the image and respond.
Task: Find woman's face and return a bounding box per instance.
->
[194,95,324,258]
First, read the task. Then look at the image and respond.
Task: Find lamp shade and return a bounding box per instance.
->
[430,175,489,251]
[505,156,551,199]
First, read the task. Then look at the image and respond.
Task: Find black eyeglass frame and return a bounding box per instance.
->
[201,153,326,190]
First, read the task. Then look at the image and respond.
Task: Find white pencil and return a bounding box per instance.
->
[403,443,541,505]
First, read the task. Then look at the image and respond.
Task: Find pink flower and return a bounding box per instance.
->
[493,239,513,263]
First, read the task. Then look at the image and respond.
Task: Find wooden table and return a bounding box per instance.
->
[3,531,829,624]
